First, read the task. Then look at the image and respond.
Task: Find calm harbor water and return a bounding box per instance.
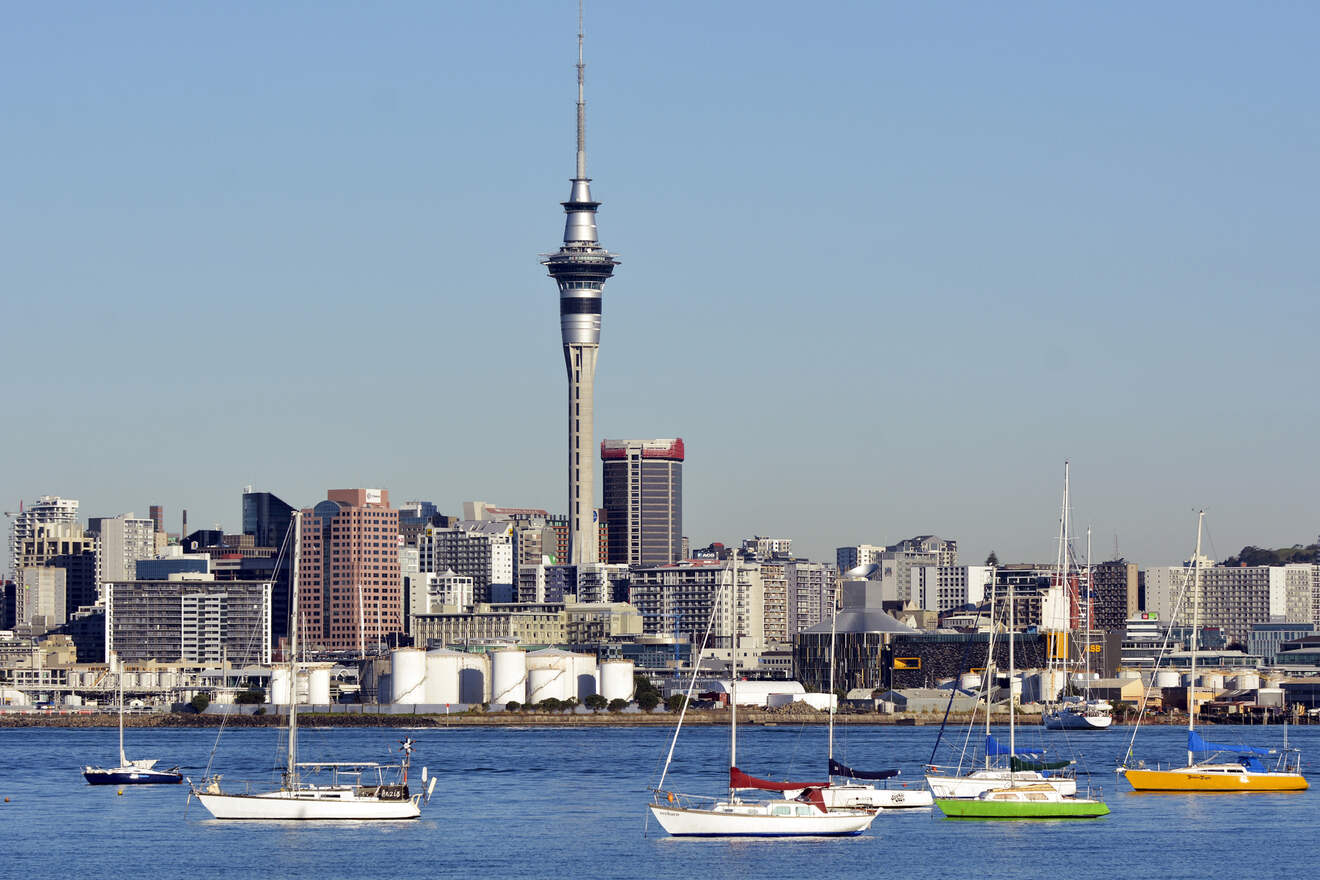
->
[2,721,1317,879]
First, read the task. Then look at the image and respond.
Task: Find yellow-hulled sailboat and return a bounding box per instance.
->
[1119,512,1307,793]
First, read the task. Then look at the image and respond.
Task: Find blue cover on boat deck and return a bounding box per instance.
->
[829,758,898,780]
[1187,730,1273,756]
[985,734,1041,757]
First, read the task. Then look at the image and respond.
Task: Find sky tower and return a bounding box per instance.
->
[542,4,618,565]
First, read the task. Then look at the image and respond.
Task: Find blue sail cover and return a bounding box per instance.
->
[829,758,898,780]
[1188,730,1273,756]
[985,734,1041,757]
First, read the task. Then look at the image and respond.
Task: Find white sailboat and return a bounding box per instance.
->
[1043,463,1112,731]
[925,579,1078,799]
[191,511,435,820]
[648,554,875,837]
[83,657,183,785]
[784,601,932,810]
[935,581,1109,819]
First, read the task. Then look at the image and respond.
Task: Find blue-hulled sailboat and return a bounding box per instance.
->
[83,660,182,785]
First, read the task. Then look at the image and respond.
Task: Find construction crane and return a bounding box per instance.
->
[659,612,685,664]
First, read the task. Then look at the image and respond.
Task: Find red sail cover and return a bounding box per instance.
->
[729,766,830,792]
[802,788,829,813]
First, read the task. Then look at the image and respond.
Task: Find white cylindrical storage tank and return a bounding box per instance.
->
[1045,669,1066,703]
[1155,670,1182,688]
[1200,673,1225,690]
[390,648,427,705]
[358,658,386,704]
[571,653,598,701]
[424,650,463,705]
[600,659,634,703]
[1070,672,1098,688]
[119,672,138,689]
[270,667,292,705]
[1231,673,1261,691]
[158,671,178,690]
[1027,672,1048,704]
[959,673,983,692]
[528,666,570,703]
[308,667,331,705]
[526,649,573,703]
[458,653,489,704]
[491,648,527,706]
[294,669,312,705]
[144,671,162,689]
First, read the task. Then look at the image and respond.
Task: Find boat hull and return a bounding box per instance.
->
[784,783,933,810]
[926,771,1076,799]
[1043,710,1112,730]
[1123,766,1309,793]
[85,768,183,785]
[936,797,1109,819]
[648,802,874,837]
[195,788,422,820]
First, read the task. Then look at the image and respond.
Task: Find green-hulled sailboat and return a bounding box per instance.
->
[934,579,1109,820]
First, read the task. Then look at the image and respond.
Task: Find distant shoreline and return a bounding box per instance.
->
[0,710,1197,729]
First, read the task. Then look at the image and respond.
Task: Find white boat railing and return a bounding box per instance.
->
[651,789,721,810]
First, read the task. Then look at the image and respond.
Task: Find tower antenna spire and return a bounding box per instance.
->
[576,0,587,180]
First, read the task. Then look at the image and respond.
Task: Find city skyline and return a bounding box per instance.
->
[3,3,1317,567]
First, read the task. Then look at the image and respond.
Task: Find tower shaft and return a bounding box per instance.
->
[565,344,598,564]
[542,4,618,565]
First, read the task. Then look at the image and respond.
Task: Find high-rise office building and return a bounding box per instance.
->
[11,519,99,613]
[105,576,271,664]
[417,521,515,605]
[7,495,80,579]
[601,438,684,567]
[786,560,839,634]
[541,13,619,565]
[87,513,155,585]
[300,489,401,654]
[242,489,296,549]
[16,566,66,630]
[629,557,765,662]
[1090,559,1139,631]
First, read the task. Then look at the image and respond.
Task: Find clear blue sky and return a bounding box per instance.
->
[4,2,1317,567]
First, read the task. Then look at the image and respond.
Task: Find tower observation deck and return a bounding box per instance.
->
[542,4,618,565]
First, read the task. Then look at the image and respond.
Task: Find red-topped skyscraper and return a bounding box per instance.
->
[601,438,684,567]
[542,6,618,565]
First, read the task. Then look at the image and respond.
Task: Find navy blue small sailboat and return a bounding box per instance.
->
[83,660,182,785]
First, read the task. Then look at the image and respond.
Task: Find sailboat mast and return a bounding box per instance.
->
[287,511,301,786]
[1046,461,1069,708]
[1008,579,1016,785]
[728,554,738,800]
[828,586,838,764]
[117,653,126,767]
[1060,462,1069,697]
[1084,526,1092,691]
[1187,510,1204,765]
[984,580,996,770]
